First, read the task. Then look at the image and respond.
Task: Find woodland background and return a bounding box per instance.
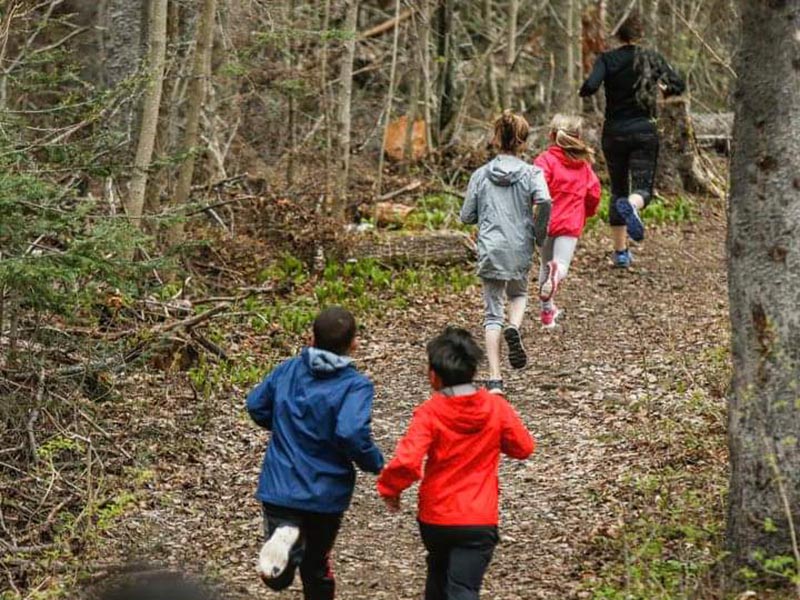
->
[4,1,798,599]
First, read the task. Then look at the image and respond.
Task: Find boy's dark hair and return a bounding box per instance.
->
[313,306,357,355]
[616,11,644,43]
[427,327,483,387]
[95,572,219,600]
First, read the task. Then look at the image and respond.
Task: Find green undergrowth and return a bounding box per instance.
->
[188,255,478,397]
[405,193,472,231]
[586,190,697,230]
[584,349,730,599]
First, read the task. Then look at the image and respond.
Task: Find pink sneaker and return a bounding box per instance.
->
[540,261,559,301]
[540,306,560,328]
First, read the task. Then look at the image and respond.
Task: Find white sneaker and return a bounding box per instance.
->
[257,525,300,580]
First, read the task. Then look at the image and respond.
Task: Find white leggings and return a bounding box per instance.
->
[538,236,578,305]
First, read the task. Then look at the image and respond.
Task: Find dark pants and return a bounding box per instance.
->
[602,126,660,226]
[261,503,343,600]
[419,522,499,600]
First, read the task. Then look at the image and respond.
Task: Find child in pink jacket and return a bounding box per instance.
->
[534,115,602,328]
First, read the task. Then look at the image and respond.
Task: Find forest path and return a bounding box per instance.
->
[102,205,729,599]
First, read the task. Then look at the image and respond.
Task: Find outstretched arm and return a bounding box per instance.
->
[460,170,482,225]
[531,169,552,247]
[500,400,535,459]
[246,368,281,429]
[654,51,686,97]
[579,55,606,97]
[376,407,433,498]
[335,380,385,474]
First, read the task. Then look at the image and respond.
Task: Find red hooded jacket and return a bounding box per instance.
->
[376,387,535,526]
[534,146,602,238]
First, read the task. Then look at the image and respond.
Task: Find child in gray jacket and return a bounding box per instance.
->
[460,110,551,395]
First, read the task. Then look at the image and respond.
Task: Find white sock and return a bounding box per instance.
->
[258,525,300,579]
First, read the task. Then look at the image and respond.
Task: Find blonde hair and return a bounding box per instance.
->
[549,114,594,163]
[492,109,530,154]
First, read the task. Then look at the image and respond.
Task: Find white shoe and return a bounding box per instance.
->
[257,525,300,580]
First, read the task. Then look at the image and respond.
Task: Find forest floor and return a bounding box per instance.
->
[83,198,731,599]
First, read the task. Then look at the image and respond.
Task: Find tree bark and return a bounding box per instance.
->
[167,0,217,247]
[546,0,581,114]
[726,0,800,591]
[347,230,473,266]
[655,96,723,197]
[126,0,168,230]
[435,0,455,143]
[99,0,147,89]
[335,0,359,212]
[501,0,518,109]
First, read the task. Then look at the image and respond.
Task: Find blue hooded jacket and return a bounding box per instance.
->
[246,347,384,514]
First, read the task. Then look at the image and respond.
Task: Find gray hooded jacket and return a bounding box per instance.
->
[460,155,552,280]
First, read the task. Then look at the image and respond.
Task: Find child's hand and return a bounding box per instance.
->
[383,495,401,513]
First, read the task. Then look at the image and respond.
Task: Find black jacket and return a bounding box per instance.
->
[580,45,685,132]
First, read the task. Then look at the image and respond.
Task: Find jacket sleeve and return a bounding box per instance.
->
[654,51,686,97]
[531,168,552,247]
[500,399,535,459]
[585,169,602,219]
[335,379,385,474]
[460,170,481,225]
[376,406,433,498]
[579,55,606,97]
[246,369,280,430]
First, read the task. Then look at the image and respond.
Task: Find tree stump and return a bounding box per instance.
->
[656,96,725,198]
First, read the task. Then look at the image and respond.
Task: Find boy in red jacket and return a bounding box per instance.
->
[534,114,602,328]
[377,327,535,600]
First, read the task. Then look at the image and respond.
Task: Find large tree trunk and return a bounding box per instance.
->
[501,0,518,109]
[126,0,168,229]
[726,0,800,592]
[99,0,147,88]
[435,0,456,143]
[167,0,217,247]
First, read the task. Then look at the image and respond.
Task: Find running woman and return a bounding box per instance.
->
[579,10,685,268]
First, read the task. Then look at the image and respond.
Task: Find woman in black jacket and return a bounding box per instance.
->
[580,12,685,268]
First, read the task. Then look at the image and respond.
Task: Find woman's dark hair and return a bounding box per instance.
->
[616,11,644,43]
[313,306,357,355]
[427,327,483,387]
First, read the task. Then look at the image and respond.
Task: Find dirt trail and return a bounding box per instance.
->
[99,206,729,599]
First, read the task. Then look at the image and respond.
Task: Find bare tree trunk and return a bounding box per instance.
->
[420,0,434,151]
[126,0,168,230]
[435,0,455,143]
[167,0,217,247]
[99,0,147,89]
[335,0,359,213]
[320,0,333,203]
[546,0,579,113]
[483,0,499,110]
[403,12,421,170]
[377,0,402,196]
[286,0,297,186]
[501,0,518,109]
[726,0,800,593]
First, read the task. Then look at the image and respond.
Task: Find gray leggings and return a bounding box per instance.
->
[481,276,529,330]
[538,236,578,298]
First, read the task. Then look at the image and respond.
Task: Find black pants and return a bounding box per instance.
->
[261,503,343,600]
[419,522,499,600]
[602,126,660,226]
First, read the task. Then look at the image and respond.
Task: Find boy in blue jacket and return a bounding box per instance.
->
[246,306,384,600]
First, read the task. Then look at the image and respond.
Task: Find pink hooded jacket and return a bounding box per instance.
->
[534,146,602,238]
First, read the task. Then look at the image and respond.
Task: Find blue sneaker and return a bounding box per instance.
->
[614,249,632,268]
[615,197,645,241]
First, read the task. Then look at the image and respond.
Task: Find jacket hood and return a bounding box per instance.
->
[547,145,585,169]
[487,155,528,186]
[303,347,354,376]
[430,386,493,434]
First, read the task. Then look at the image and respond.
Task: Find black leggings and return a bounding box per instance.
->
[602,127,659,226]
[261,503,342,600]
[419,522,498,600]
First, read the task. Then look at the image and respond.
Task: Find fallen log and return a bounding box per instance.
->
[346,230,475,266]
